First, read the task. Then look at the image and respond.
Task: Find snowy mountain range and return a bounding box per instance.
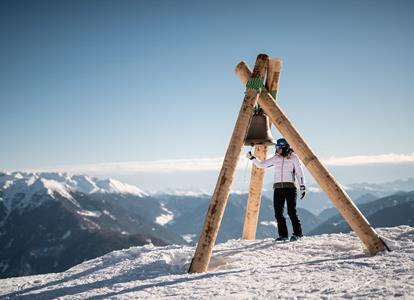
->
[309,191,414,235]
[0,226,413,299]
[1,171,414,280]
[264,177,414,215]
[0,172,186,279]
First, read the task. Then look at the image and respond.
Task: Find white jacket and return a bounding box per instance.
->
[252,153,305,187]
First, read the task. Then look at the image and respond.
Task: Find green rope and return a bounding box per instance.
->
[246,77,264,92]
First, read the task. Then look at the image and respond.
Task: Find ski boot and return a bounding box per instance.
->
[289,235,301,242]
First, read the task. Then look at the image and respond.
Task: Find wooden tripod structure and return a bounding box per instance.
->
[189,54,386,274]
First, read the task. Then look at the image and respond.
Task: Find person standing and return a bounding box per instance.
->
[247,138,306,241]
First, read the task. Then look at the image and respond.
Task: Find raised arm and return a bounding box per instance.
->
[252,155,276,169]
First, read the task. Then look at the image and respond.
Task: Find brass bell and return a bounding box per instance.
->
[244,107,276,146]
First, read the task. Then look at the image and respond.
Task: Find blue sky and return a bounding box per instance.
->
[1,0,414,190]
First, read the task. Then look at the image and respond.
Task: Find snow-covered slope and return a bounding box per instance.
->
[1,226,413,299]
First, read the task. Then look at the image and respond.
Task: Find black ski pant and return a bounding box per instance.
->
[273,187,302,238]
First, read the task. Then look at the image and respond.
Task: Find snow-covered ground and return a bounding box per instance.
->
[1,226,413,299]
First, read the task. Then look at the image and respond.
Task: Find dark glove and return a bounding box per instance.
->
[300,185,306,199]
[246,151,256,160]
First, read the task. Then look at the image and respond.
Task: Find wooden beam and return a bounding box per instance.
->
[235,61,385,255]
[188,54,269,273]
[242,144,267,239]
[242,59,282,240]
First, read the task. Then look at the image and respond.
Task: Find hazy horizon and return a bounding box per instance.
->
[3,153,414,192]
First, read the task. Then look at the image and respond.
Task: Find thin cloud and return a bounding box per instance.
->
[26,157,227,175]
[24,153,414,175]
[323,153,414,166]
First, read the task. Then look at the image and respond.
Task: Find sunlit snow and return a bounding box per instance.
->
[182,234,197,243]
[260,220,278,228]
[155,203,174,226]
[77,210,102,218]
[0,226,413,299]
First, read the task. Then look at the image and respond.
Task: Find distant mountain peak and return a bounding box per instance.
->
[92,177,148,196]
[1,171,147,197]
[0,172,148,216]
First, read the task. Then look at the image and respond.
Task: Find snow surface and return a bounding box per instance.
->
[260,220,278,229]
[77,210,103,218]
[182,234,197,243]
[0,226,413,299]
[155,203,174,226]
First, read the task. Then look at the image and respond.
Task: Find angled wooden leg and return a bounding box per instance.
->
[188,54,268,273]
[242,144,267,240]
[242,59,282,240]
[235,61,385,255]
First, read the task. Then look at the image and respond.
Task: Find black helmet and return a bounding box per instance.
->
[276,138,290,150]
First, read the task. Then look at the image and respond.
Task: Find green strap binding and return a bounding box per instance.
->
[270,90,277,98]
[246,77,264,92]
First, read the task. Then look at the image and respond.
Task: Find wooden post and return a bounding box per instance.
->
[235,61,385,255]
[188,54,268,273]
[242,59,282,240]
[265,58,282,100]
